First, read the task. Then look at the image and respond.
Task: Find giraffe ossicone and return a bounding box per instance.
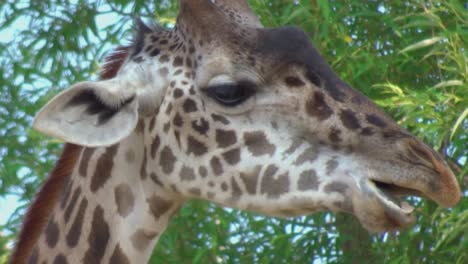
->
[11,0,461,263]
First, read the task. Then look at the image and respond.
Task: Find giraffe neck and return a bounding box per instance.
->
[26,123,184,264]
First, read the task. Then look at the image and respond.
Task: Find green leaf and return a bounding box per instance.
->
[450,108,468,140]
[399,36,444,53]
[432,80,464,89]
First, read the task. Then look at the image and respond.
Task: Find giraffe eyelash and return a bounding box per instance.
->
[203,80,257,107]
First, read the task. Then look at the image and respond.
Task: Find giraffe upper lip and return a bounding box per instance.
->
[370,180,425,199]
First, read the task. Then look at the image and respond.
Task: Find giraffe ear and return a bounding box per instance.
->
[33,81,139,147]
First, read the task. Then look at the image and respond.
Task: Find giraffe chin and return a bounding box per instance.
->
[354,178,417,232]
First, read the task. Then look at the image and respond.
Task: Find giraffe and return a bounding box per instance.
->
[10,0,461,263]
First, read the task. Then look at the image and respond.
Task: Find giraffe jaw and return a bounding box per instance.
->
[360,178,418,231]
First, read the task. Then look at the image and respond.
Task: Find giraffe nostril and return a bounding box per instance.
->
[406,139,437,168]
[403,139,461,207]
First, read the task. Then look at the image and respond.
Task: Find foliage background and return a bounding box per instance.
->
[0,0,467,263]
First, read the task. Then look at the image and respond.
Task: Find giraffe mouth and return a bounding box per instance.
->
[364,179,422,228]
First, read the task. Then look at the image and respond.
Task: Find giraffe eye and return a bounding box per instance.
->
[205,81,256,107]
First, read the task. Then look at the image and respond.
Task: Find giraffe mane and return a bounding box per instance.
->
[100,19,164,79]
[100,46,131,80]
[9,144,82,264]
[9,46,129,263]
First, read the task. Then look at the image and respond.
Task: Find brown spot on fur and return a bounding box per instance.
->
[150,172,163,186]
[140,148,148,180]
[306,91,333,120]
[131,229,158,251]
[136,119,145,134]
[189,188,201,196]
[264,164,278,178]
[340,109,361,130]
[109,244,130,264]
[221,182,228,191]
[90,144,119,192]
[66,197,88,247]
[173,56,183,67]
[159,54,169,63]
[261,167,289,198]
[216,129,237,148]
[147,195,173,220]
[149,48,160,57]
[149,116,156,131]
[173,112,183,127]
[174,130,181,147]
[244,131,275,156]
[222,148,240,165]
[183,98,198,113]
[326,157,339,176]
[52,254,68,264]
[64,186,81,222]
[324,182,348,194]
[83,206,110,263]
[285,76,305,87]
[231,177,242,200]
[210,156,223,176]
[294,146,318,165]
[160,146,176,174]
[199,166,208,178]
[211,113,230,125]
[329,127,342,143]
[298,169,319,190]
[366,113,387,128]
[150,135,161,160]
[114,184,135,217]
[45,218,59,248]
[361,127,374,136]
[185,57,192,67]
[240,166,261,195]
[9,144,82,264]
[173,88,184,98]
[187,136,208,156]
[133,56,144,63]
[271,121,278,130]
[79,148,95,177]
[180,166,196,181]
[150,35,159,42]
[284,138,302,155]
[192,118,210,136]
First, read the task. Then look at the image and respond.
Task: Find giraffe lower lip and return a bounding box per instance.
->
[366,179,416,215]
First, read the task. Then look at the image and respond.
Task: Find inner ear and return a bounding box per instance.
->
[66,89,135,125]
[33,82,139,147]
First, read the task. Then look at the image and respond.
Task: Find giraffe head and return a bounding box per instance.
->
[33,0,460,232]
